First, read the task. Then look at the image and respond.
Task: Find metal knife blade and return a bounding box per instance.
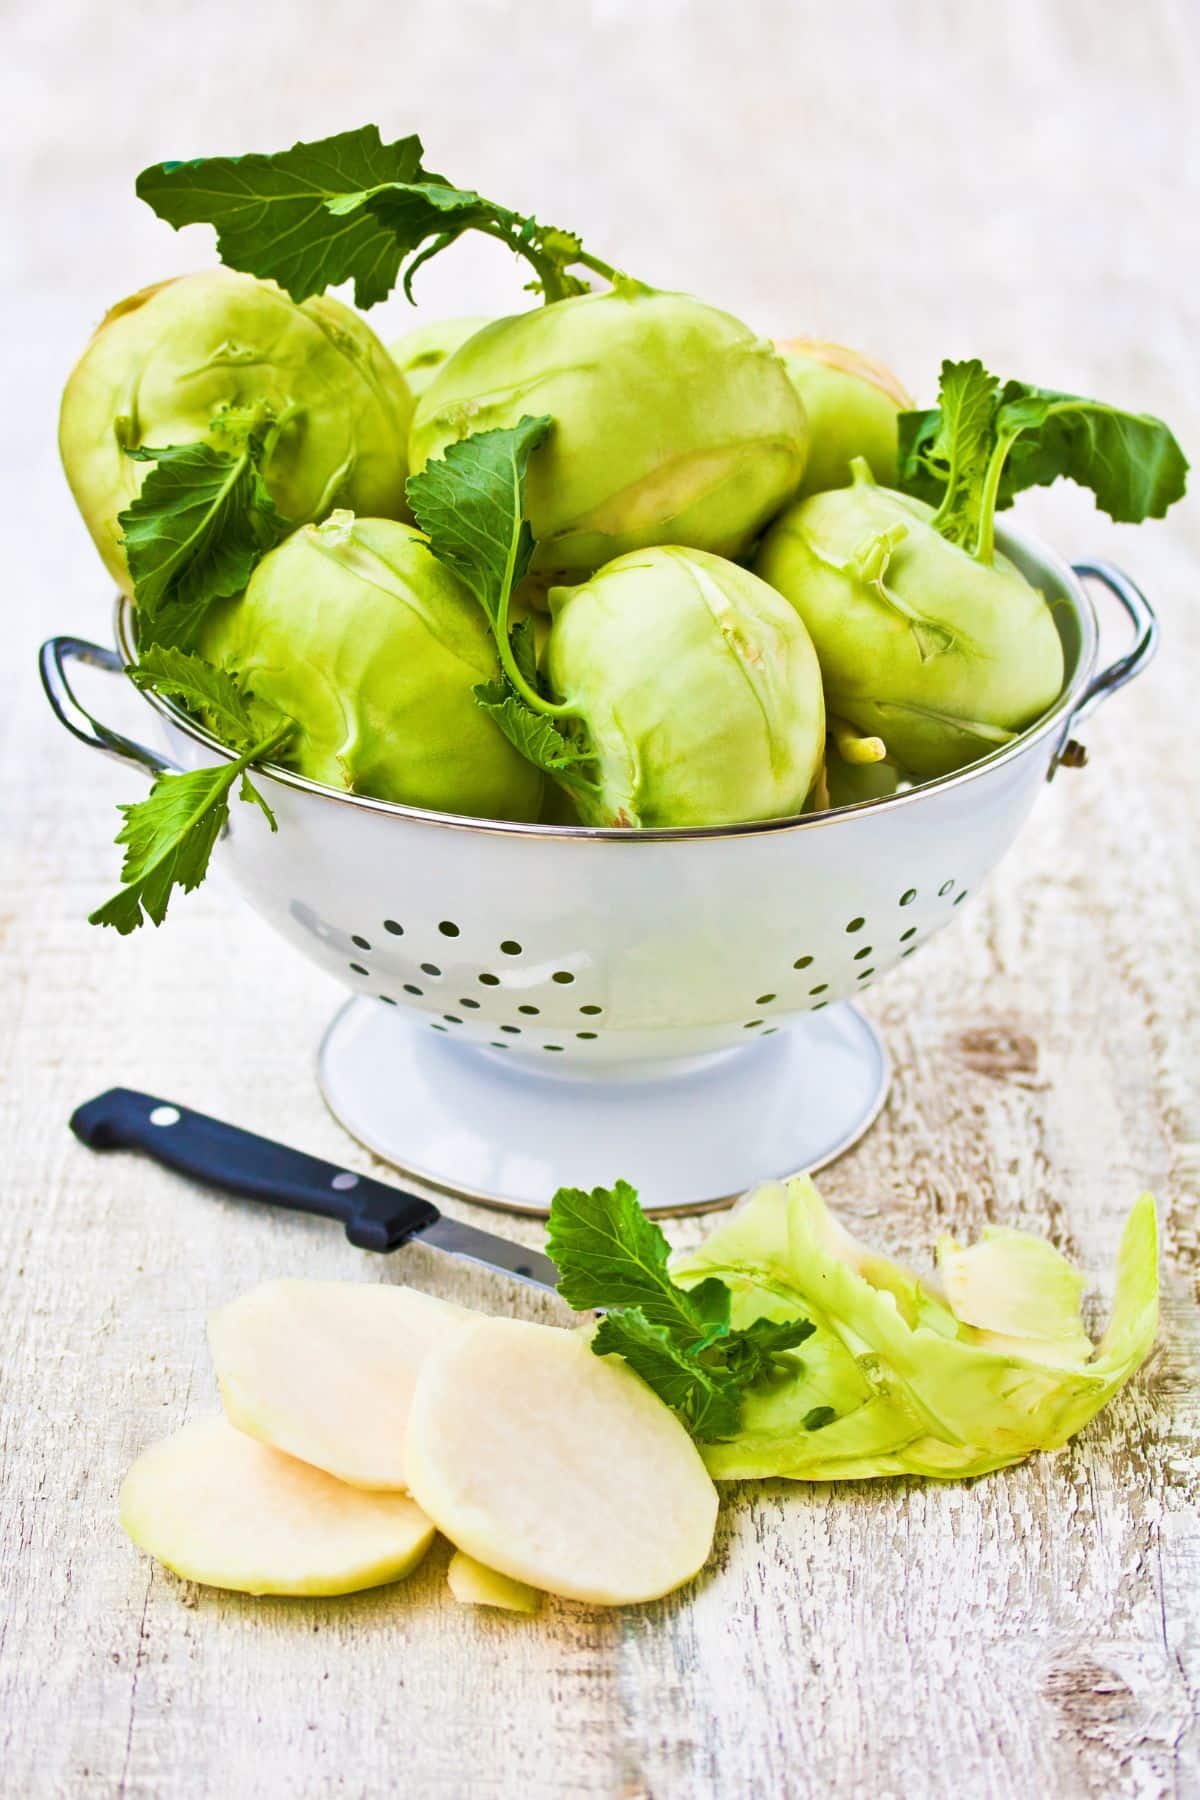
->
[69,1087,560,1294]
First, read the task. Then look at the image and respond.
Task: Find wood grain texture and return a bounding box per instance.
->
[1,0,1197,1793]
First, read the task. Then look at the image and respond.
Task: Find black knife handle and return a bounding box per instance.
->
[69,1088,440,1253]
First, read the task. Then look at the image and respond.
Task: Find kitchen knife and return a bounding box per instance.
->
[70,1087,561,1293]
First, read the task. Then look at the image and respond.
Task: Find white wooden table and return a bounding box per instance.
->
[2,2,1197,1793]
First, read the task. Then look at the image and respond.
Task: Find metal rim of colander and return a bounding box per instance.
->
[113,522,1099,842]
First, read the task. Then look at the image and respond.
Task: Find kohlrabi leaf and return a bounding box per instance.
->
[119,435,290,647]
[136,127,429,309]
[89,720,290,934]
[137,126,617,308]
[927,359,1000,547]
[473,682,599,795]
[410,417,598,793]
[406,417,552,634]
[546,1179,817,1441]
[591,1308,743,1439]
[672,1179,1159,1481]
[992,383,1189,523]
[898,359,1187,564]
[547,1179,730,1340]
[128,646,262,748]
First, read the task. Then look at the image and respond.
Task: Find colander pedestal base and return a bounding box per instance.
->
[317,998,890,1218]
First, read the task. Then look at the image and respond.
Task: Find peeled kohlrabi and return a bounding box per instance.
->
[671,1179,1158,1481]
[545,546,826,827]
[410,283,808,594]
[388,315,490,399]
[59,270,413,596]
[777,337,913,496]
[198,512,544,820]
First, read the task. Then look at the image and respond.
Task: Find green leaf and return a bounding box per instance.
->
[993,383,1189,522]
[89,721,290,935]
[136,127,429,309]
[407,417,553,631]
[719,1315,816,1386]
[592,1309,743,1440]
[128,646,260,749]
[546,1178,820,1441]
[473,682,599,794]
[119,435,290,646]
[410,417,597,795]
[136,126,616,308]
[898,359,1187,564]
[547,1180,730,1341]
[897,359,999,548]
[509,617,539,690]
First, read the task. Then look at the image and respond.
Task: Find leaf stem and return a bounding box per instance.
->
[974,429,1018,564]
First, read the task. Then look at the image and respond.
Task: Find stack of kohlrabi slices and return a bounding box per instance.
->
[57,126,1187,933]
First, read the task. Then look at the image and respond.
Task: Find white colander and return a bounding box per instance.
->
[42,525,1156,1215]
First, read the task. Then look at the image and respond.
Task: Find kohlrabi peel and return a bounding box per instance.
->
[777,337,913,496]
[545,546,826,827]
[410,284,808,594]
[198,512,544,819]
[670,1181,1158,1481]
[755,463,1065,778]
[60,269,413,597]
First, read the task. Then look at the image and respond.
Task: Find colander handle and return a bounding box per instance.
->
[1055,563,1159,772]
[39,634,180,779]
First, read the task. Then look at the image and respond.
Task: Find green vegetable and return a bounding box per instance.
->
[777,337,913,496]
[758,359,1185,780]
[118,431,290,650]
[544,546,826,826]
[546,1180,815,1441]
[669,1179,1158,1479]
[411,286,807,593]
[134,126,806,594]
[136,127,617,308]
[899,358,1189,560]
[59,269,413,605]
[388,316,491,399]
[755,460,1066,778]
[198,511,544,820]
[90,657,290,933]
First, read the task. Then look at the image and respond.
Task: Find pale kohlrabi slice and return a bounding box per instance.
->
[120,1416,435,1596]
[447,1550,542,1614]
[208,1280,475,1490]
[671,1181,1157,1482]
[404,1318,719,1605]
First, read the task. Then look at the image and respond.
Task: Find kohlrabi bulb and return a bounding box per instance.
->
[388,316,491,399]
[545,546,825,827]
[197,514,543,821]
[754,466,1064,779]
[409,283,808,597]
[776,338,913,497]
[60,270,414,593]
